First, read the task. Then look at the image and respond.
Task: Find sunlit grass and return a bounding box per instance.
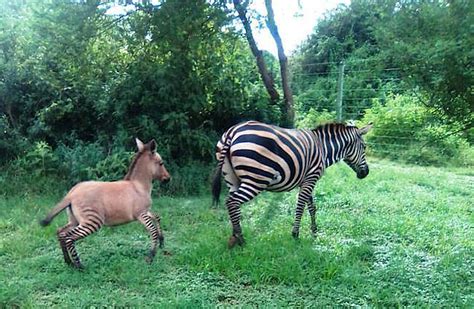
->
[1,160,473,306]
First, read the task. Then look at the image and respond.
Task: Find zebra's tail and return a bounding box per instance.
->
[39,197,71,227]
[212,136,231,207]
[212,166,222,207]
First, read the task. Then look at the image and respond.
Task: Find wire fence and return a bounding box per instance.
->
[291,60,473,165]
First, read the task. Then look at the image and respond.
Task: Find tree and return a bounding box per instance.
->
[233,0,294,127]
[375,0,473,130]
[292,0,472,132]
[264,0,294,128]
[232,0,280,104]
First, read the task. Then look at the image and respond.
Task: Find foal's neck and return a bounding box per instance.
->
[129,171,153,195]
[124,153,154,194]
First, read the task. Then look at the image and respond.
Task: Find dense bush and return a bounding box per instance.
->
[362,95,473,166]
[0,0,282,167]
[0,139,214,197]
[295,108,337,129]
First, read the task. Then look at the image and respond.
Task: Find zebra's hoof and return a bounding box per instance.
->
[228,234,245,249]
[292,231,299,239]
[228,235,238,249]
[72,263,85,271]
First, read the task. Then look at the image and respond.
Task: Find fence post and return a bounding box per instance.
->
[336,61,345,121]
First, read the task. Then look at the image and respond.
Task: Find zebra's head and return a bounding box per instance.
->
[343,123,373,179]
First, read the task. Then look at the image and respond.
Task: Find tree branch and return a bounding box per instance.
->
[233,0,279,104]
[264,0,294,127]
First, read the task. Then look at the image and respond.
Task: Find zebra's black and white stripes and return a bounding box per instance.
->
[212,120,372,247]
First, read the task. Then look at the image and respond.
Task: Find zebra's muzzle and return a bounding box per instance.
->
[357,167,369,179]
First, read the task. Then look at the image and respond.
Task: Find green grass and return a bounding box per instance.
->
[1,160,473,307]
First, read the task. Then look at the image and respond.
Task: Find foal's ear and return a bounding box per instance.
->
[148,139,157,153]
[359,122,373,135]
[135,138,145,152]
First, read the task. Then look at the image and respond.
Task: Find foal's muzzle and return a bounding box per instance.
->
[161,177,171,184]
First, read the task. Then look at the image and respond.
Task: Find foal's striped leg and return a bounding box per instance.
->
[292,181,316,239]
[62,223,102,269]
[137,211,163,263]
[226,182,262,248]
[57,223,76,265]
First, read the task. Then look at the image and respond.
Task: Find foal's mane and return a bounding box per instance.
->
[124,150,145,180]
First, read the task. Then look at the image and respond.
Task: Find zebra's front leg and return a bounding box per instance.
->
[138,211,163,263]
[307,196,318,236]
[292,184,315,239]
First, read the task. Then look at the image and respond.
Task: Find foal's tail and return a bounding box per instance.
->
[39,197,71,227]
[212,135,231,207]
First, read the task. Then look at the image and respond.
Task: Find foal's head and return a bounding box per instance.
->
[343,123,373,179]
[126,138,171,183]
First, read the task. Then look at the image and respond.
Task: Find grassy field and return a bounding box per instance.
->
[1,159,473,307]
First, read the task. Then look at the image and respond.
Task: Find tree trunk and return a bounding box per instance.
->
[233,0,280,104]
[264,0,294,128]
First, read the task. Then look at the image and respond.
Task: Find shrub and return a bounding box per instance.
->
[156,163,214,197]
[362,94,473,166]
[0,116,28,165]
[296,108,337,129]
[3,138,215,197]
[86,152,133,182]
[12,141,58,177]
[55,141,133,184]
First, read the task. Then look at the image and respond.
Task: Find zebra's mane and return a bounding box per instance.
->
[313,122,355,131]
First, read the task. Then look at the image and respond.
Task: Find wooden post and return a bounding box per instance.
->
[336,61,345,121]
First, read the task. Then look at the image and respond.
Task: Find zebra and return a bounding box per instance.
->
[212,120,373,248]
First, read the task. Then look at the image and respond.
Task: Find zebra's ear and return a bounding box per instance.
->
[359,122,373,135]
[135,138,145,152]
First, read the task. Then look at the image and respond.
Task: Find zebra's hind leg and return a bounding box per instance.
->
[226,182,262,248]
[307,196,318,236]
[62,223,102,269]
[292,182,316,239]
[137,211,163,263]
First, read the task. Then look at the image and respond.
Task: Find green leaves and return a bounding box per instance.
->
[0,0,283,166]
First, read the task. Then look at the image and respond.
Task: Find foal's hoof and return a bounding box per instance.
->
[158,236,165,249]
[145,250,156,264]
[228,234,245,249]
[292,231,300,239]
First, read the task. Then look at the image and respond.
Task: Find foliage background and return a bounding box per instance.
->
[0,0,472,192]
[0,1,472,307]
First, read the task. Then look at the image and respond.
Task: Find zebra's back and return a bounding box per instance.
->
[218,121,323,192]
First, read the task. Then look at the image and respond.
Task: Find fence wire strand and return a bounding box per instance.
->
[292,61,472,165]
